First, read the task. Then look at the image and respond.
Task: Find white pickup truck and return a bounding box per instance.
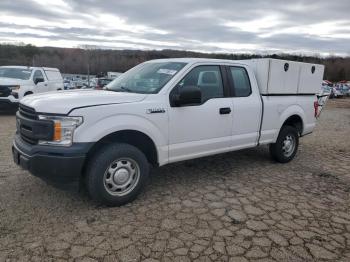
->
[12,58,324,206]
[0,66,63,110]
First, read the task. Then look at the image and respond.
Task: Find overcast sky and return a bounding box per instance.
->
[0,0,349,56]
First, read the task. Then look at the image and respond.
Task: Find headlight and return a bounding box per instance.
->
[10,85,20,90]
[38,115,83,146]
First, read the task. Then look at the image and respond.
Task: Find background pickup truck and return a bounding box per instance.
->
[12,58,324,206]
[0,66,63,110]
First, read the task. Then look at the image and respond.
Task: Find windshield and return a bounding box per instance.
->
[106,62,187,94]
[0,67,32,80]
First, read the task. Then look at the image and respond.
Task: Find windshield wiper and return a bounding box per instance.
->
[104,86,134,93]
[104,86,131,92]
[119,86,133,92]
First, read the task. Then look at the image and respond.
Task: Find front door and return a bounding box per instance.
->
[168,65,233,163]
[33,70,48,93]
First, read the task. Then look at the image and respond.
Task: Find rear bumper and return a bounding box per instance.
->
[12,134,93,187]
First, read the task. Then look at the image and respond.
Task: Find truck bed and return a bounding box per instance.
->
[259,94,317,145]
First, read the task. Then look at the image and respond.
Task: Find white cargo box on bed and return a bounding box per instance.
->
[243,58,324,95]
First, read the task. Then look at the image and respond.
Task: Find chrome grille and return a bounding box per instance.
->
[19,104,37,120]
[18,104,38,145]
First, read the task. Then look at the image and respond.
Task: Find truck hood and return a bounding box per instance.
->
[0,77,31,85]
[20,89,147,114]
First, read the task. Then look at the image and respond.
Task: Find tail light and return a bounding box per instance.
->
[314,100,319,118]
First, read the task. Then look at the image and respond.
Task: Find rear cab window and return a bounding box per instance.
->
[228,66,251,97]
[45,70,63,81]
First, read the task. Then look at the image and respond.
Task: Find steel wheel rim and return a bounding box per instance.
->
[103,158,140,196]
[282,134,295,158]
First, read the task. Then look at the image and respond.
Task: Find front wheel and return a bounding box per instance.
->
[85,143,149,206]
[269,126,299,163]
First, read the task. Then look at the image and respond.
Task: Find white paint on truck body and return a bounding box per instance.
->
[20,58,323,166]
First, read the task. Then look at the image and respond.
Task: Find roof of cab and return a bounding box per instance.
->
[145,57,251,65]
[0,65,60,71]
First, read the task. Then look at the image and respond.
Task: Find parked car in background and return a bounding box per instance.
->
[89,78,98,88]
[340,85,350,97]
[107,72,123,79]
[63,80,70,90]
[320,85,331,96]
[94,77,113,90]
[72,80,85,89]
[330,87,343,98]
[63,80,77,90]
[0,66,63,109]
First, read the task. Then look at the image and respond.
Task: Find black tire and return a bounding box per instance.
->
[85,143,149,206]
[24,92,33,96]
[269,125,299,163]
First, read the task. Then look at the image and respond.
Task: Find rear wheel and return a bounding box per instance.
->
[269,125,299,163]
[85,143,149,206]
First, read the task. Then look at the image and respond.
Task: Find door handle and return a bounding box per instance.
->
[219,107,231,114]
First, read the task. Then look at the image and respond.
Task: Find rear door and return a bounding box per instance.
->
[226,66,262,148]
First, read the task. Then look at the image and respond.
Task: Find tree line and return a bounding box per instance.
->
[0,44,349,82]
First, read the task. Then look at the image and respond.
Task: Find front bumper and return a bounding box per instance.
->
[0,96,19,109]
[12,133,93,187]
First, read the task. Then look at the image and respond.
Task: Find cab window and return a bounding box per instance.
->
[33,70,44,82]
[229,67,251,97]
[178,65,224,103]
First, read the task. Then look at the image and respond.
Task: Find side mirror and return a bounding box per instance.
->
[171,85,202,107]
[34,77,44,85]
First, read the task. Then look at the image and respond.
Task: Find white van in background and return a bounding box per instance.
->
[0,66,64,109]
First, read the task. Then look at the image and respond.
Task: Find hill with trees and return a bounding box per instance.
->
[0,44,349,81]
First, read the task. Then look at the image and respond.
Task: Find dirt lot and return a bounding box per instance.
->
[0,99,350,262]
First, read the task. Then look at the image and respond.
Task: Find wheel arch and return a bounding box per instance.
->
[281,114,304,135]
[24,91,33,96]
[278,105,306,137]
[85,129,159,170]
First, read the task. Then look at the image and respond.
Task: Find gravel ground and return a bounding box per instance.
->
[0,99,350,262]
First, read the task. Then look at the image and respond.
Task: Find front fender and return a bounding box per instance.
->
[74,113,167,147]
[75,113,169,166]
